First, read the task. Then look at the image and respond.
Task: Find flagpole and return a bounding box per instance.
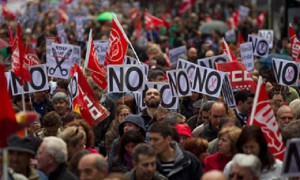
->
[2,149,8,180]
[248,76,262,125]
[83,29,92,75]
[112,13,142,64]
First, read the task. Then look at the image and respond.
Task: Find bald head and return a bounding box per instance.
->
[78,154,108,180]
[201,170,226,180]
[277,105,295,128]
[187,47,198,63]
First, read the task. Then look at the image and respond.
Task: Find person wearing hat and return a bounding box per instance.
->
[174,124,192,146]
[52,92,70,118]
[107,114,146,168]
[7,135,47,180]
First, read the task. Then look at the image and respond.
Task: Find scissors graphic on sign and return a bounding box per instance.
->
[49,48,72,76]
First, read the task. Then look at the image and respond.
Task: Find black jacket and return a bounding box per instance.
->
[156,142,203,180]
[48,164,78,180]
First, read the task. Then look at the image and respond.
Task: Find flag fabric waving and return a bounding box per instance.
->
[289,24,300,61]
[222,38,237,61]
[178,0,195,15]
[227,10,239,29]
[104,15,128,66]
[257,11,266,29]
[85,30,107,89]
[0,64,38,147]
[11,23,31,85]
[70,63,110,127]
[248,76,286,160]
[2,6,16,20]
[144,11,165,30]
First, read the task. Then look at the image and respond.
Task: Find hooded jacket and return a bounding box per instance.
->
[118,114,146,137]
[156,141,203,180]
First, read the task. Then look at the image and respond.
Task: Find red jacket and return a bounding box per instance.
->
[203,152,233,172]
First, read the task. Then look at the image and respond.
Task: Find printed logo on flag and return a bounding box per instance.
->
[106,28,125,63]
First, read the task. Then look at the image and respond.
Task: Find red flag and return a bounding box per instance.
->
[2,6,16,20]
[0,64,38,147]
[289,24,300,61]
[144,11,165,30]
[178,0,195,14]
[71,63,110,126]
[237,31,244,46]
[222,38,237,61]
[57,8,69,23]
[216,61,257,94]
[11,24,31,85]
[85,30,107,90]
[63,0,73,4]
[104,16,128,66]
[257,11,266,29]
[227,10,239,29]
[248,76,285,160]
[24,44,40,66]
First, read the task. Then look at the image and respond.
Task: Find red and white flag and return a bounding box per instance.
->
[248,76,286,160]
[2,6,16,20]
[289,24,300,61]
[85,30,107,90]
[11,23,31,85]
[104,15,128,66]
[24,44,40,66]
[144,11,165,30]
[178,0,195,14]
[227,10,239,29]
[70,63,109,127]
[257,11,266,29]
[57,7,69,23]
[222,38,237,61]
[237,31,245,47]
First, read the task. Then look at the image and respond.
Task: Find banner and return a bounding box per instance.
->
[94,40,108,65]
[240,42,254,72]
[221,74,236,108]
[198,54,229,69]
[272,58,299,87]
[166,69,192,97]
[107,64,146,93]
[47,43,74,79]
[216,61,257,93]
[282,139,300,177]
[177,58,197,80]
[248,35,269,58]
[191,65,225,98]
[169,46,187,67]
[258,30,274,49]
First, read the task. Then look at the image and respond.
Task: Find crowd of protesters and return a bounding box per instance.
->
[0,0,300,180]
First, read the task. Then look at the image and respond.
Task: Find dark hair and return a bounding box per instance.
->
[69,149,90,176]
[118,131,145,157]
[149,122,174,138]
[132,143,156,163]
[236,125,275,171]
[148,69,165,81]
[66,119,95,148]
[117,96,136,114]
[56,79,70,92]
[234,89,254,104]
[61,111,82,126]
[218,116,239,130]
[43,111,61,127]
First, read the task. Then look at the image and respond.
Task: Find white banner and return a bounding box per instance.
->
[169,46,187,67]
[240,42,254,72]
[176,58,197,81]
[282,138,300,177]
[225,29,236,43]
[191,65,225,98]
[10,64,49,95]
[258,30,274,49]
[94,40,108,65]
[239,5,250,20]
[140,82,178,110]
[166,69,192,97]
[272,58,299,87]
[248,35,269,58]
[47,43,74,79]
[221,74,236,108]
[198,54,229,69]
[107,64,147,93]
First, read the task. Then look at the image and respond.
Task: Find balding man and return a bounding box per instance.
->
[276,105,295,128]
[200,101,228,142]
[78,154,108,180]
[187,47,198,63]
[201,170,226,180]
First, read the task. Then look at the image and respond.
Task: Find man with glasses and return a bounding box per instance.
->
[200,101,228,142]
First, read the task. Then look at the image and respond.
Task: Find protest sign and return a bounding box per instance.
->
[225,29,236,43]
[198,54,229,69]
[169,46,187,67]
[258,29,274,49]
[94,40,108,65]
[177,58,197,80]
[221,74,236,108]
[282,138,300,177]
[239,5,250,20]
[240,42,254,72]
[166,69,192,97]
[248,35,269,58]
[272,58,299,87]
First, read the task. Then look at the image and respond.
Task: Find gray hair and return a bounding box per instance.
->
[43,136,68,163]
[231,153,261,178]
